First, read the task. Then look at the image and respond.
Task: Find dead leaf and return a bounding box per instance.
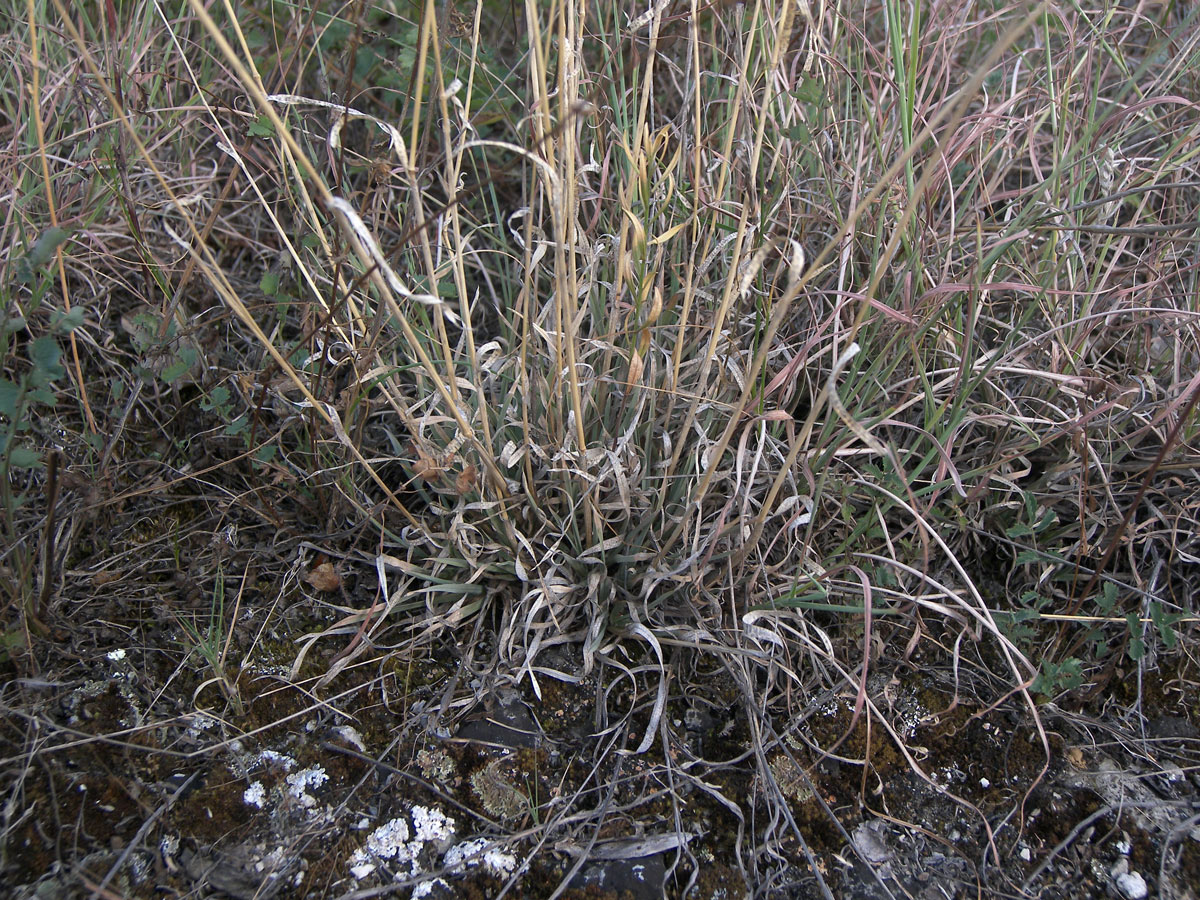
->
[305,562,340,592]
[455,463,477,495]
[412,445,442,482]
[92,569,122,587]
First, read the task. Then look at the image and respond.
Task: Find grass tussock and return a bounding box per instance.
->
[2,0,1199,897]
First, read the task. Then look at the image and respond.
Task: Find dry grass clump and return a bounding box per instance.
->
[2,0,1199,896]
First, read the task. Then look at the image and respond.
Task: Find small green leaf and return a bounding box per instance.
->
[1019,590,1047,610]
[248,116,275,137]
[1127,613,1144,661]
[27,387,58,407]
[785,122,811,143]
[1096,581,1118,613]
[160,362,189,383]
[201,385,231,412]
[1031,657,1083,696]
[1149,601,1179,650]
[0,628,24,662]
[793,76,824,105]
[260,270,281,296]
[160,346,198,384]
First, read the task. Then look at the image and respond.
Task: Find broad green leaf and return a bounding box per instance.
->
[7,444,42,468]
[29,335,62,374]
[14,226,72,283]
[0,378,20,418]
[56,307,86,332]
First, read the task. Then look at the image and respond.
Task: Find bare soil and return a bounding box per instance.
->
[3,510,1197,899]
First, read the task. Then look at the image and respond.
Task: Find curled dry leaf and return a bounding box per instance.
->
[627,348,644,385]
[92,570,122,587]
[305,562,341,592]
[412,446,443,482]
[456,462,477,495]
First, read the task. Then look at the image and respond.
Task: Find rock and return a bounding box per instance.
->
[851,820,893,865]
[571,854,666,900]
[1113,870,1148,899]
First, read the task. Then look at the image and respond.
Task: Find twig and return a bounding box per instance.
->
[1065,377,1200,622]
[37,448,59,621]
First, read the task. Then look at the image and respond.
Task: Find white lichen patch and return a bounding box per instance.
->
[767,753,813,803]
[285,766,328,808]
[349,860,377,880]
[185,712,220,739]
[331,725,367,753]
[257,749,297,770]
[234,750,333,825]
[243,781,267,808]
[444,838,518,878]
[411,805,455,844]
[62,673,143,729]
[412,877,450,898]
[349,806,459,887]
[363,817,411,860]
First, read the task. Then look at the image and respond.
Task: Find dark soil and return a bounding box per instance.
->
[4,540,1198,900]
